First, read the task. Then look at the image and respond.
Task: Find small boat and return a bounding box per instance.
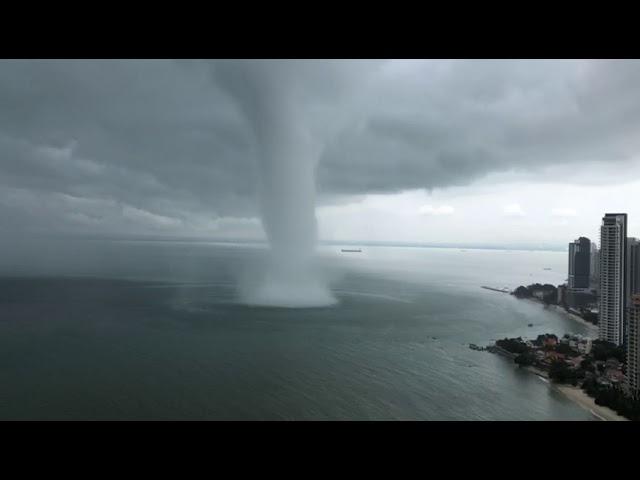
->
[341,249,362,253]
[527,323,533,327]
[543,268,552,270]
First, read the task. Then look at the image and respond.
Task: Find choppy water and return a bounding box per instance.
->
[0,240,595,420]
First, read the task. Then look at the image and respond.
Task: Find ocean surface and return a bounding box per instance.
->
[0,239,596,420]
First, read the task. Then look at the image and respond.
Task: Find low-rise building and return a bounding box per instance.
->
[567,288,597,309]
[606,368,625,384]
[566,356,584,368]
[606,358,621,370]
[577,339,592,355]
[597,377,613,388]
[542,351,565,365]
[560,333,592,355]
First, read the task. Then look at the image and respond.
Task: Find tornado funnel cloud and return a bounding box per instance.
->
[215,61,336,308]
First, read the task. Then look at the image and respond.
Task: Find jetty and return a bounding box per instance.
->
[481,286,511,294]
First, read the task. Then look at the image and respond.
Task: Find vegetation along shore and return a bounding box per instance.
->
[481,334,638,420]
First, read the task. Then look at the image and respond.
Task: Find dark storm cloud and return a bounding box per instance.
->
[1,59,640,237]
[0,60,258,235]
[318,60,640,194]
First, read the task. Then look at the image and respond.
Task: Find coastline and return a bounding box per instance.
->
[553,384,628,421]
[493,342,627,420]
[546,303,599,336]
[524,365,549,379]
[527,296,627,419]
[513,297,599,336]
[519,363,627,420]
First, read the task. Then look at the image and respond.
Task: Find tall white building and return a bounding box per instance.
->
[599,213,628,346]
[626,294,640,397]
[628,238,640,301]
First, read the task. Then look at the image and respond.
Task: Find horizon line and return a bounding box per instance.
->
[2,231,570,252]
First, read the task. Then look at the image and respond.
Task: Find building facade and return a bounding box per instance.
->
[568,237,595,308]
[590,242,600,289]
[599,213,628,346]
[569,237,591,289]
[628,237,640,301]
[626,294,640,397]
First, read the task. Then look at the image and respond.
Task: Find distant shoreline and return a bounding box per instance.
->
[525,366,627,421]
[15,234,568,253]
[522,292,619,419]
[547,304,599,336]
[552,384,627,421]
[497,354,627,421]
[519,298,599,336]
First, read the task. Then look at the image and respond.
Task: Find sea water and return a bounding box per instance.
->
[0,239,594,420]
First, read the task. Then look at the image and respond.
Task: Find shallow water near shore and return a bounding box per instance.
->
[0,239,596,420]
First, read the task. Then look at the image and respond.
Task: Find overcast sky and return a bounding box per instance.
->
[2,59,640,249]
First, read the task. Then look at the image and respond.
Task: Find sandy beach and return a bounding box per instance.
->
[524,365,549,379]
[517,359,627,420]
[547,304,599,336]
[554,384,628,421]
[542,306,621,419]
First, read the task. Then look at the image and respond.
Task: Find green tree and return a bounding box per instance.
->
[591,340,626,363]
[513,286,531,298]
[515,352,535,366]
[548,360,578,386]
[580,358,595,373]
[555,343,577,356]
